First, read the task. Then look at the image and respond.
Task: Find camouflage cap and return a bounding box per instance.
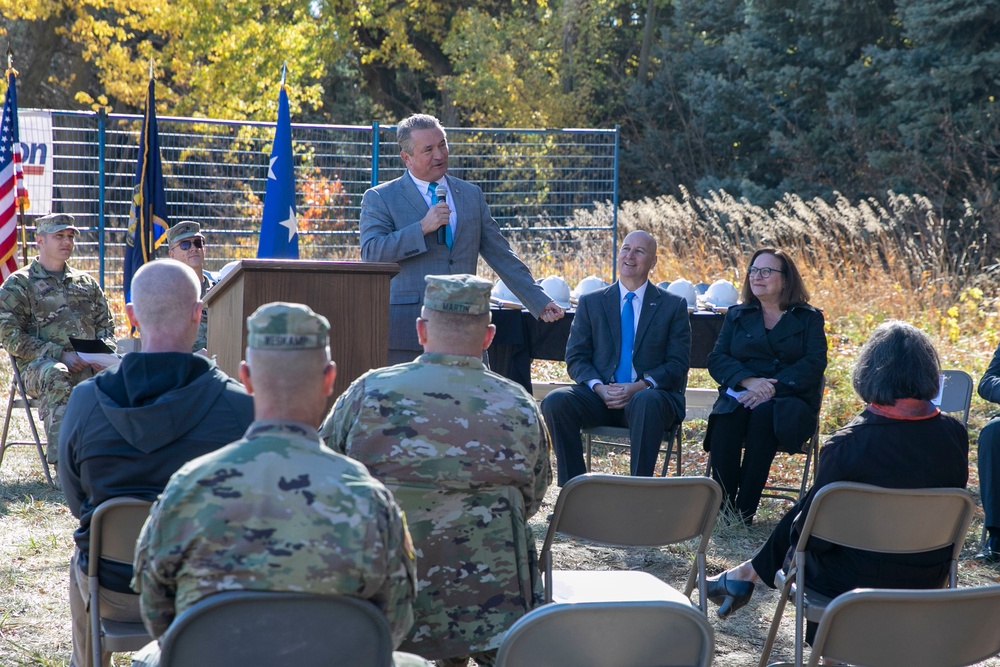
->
[423,274,492,315]
[36,213,78,235]
[247,302,330,350]
[166,221,203,246]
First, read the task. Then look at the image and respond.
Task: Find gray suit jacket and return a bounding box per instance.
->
[360,172,551,352]
[565,281,691,418]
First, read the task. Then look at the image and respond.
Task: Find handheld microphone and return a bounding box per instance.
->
[434,183,449,245]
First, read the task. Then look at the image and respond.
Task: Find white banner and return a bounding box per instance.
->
[16,109,54,216]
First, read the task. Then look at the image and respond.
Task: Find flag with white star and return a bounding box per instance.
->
[257,78,298,258]
[123,75,169,303]
[0,67,29,279]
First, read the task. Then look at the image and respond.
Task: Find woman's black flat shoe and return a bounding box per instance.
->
[705,571,754,618]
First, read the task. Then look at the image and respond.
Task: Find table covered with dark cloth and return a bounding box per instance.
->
[488,309,725,394]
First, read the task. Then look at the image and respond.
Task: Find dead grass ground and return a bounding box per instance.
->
[3,415,1000,666]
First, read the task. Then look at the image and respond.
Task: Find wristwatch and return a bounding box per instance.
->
[642,378,654,389]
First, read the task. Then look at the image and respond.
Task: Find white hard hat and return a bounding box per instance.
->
[704,279,739,308]
[540,275,572,309]
[666,278,697,307]
[217,260,241,282]
[572,275,608,299]
[491,278,522,306]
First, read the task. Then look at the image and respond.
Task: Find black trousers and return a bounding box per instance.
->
[706,401,779,522]
[541,384,678,486]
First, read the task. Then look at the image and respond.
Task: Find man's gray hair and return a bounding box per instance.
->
[852,320,941,405]
[397,114,445,155]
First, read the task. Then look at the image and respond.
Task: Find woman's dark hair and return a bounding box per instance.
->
[740,248,810,311]
[852,320,941,405]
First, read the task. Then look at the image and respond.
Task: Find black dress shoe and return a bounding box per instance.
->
[704,571,754,618]
[975,535,1000,563]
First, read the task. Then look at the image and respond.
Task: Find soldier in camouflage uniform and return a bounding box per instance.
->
[0,213,116,464]
[131,302,430,667]
[320,274,552,666]
[165,221,216,352]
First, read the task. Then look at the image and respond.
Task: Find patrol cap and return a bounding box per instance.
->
[36,213,79,235]
[246,302,330,350]
[166,221,203,246]
[423,274,492,315]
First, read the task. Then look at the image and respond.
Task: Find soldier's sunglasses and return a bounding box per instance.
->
[174,238,204,251]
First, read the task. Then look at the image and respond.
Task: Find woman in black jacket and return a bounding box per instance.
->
[705,320,969,633]
[704,248,828,524]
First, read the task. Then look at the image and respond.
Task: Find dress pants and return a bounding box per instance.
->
[979,417,1000,530]
[69,549,141,667]
[541,384,677,486]
[706,401,779,522]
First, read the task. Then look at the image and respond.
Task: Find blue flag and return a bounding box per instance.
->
[123,76,168,302]
[257,81,298,258]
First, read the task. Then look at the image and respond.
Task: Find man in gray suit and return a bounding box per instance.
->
[541,230,690,485]
[360,114,564,364]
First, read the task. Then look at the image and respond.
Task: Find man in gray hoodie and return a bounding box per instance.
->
[59,258,254,667]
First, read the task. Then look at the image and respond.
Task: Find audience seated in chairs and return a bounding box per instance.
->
[703,321,969,643]
[59,260,254,667]
[131,303,430,667]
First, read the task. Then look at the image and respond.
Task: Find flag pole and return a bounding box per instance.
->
[7,46,28,266]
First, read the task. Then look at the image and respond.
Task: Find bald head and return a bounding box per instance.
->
[618,229,658,290]
[127,259,202,352]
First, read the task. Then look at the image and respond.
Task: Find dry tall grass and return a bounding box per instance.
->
[513,188,999,432]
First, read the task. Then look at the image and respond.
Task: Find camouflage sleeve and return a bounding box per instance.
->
[0,276,64,361]
[524,404,553,518]
[370,488,418,647]
[132,498,180,638]
[318,377,367,455]
[91,283,117,352]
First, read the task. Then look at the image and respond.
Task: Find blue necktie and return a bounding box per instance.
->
[429,182,453,249]
[614,292,636,383]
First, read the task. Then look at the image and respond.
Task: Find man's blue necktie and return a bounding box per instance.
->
[429,181,453,248]
[614,292,636,383]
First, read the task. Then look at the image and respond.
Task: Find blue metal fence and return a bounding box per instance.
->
[21,110,619,295]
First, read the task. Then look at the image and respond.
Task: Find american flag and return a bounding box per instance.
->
[0,67,29,280]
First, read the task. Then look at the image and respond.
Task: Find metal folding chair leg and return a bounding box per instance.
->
[0,355,54,487]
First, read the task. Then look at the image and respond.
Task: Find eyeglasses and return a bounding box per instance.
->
[174,238,204,251]
[748,266,785,279]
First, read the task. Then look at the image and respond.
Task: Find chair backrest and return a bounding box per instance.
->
[495,599,714,667]
[158,591,394,667]
[939,369,973,426]
[88,496,154,578]
[798,482,975,555]
[541,474,722,552]
[807,585,1000,667]
[795,482,975,587]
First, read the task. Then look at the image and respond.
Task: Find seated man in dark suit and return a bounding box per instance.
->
[541,230,691,485]
[976,340,1000,562]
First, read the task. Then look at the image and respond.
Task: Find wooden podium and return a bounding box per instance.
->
[204,260,399,404]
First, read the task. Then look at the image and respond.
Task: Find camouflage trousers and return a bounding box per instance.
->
[22,356,92,463]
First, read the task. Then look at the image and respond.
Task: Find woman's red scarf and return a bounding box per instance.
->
[866,398,940,420]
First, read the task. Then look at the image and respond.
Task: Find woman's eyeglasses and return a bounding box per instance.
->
[748,266,785,279]
[174,238,204,251]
